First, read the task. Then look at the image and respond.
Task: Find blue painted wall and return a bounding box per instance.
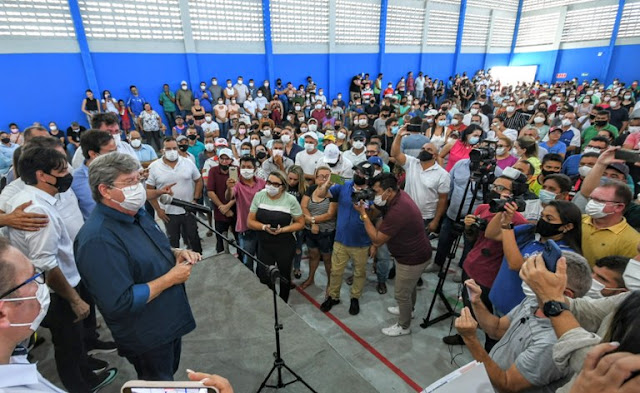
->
[1,46,639,131]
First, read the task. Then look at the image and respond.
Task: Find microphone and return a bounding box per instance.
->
[159,194,211,214]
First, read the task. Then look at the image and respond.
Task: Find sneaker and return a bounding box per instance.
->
[376,282,387,294]
[88,356,108,373]
[87,340,117,356]
[442,334,466,346]
[382,323,411,337]
[349,298,360,315]
[91,368,118,392]
[387,306,415,319]
[425,262,441,273]
[320,297,340,312]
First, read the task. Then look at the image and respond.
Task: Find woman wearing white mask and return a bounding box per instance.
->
[247,171,305,302]
[529,111,550,139]
[426,112,451,152]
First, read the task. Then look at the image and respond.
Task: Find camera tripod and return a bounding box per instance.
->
[187,210,317,392]
[421,167,493,329]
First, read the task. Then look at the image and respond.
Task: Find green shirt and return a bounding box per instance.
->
[159,91,176,112]
[581,123,619,149]
[187,141,206,167]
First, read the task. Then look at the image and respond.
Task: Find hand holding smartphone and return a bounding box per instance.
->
[228,166,238,181]
[542,239,563,273]
[121,381,219,393]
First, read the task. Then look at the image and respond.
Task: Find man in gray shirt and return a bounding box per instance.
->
[208,77,223,103]
[176,81,194,118]
[233,76,250,104]
[455,251,592,393]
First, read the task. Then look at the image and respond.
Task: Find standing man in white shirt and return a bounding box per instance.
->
[147,137,203,253]
[233,76,250,105]
[295,132,324,182]
[6,147,117,392]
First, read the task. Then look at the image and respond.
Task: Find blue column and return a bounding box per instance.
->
[508,0,524,65]
[602,0,625,83]
[262,0,275,84]
[379,0,388,75]
[67,0,99,93]
[451,0,468,75]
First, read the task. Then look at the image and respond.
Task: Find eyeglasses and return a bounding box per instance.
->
[590,197,622,205]
[266,180,283,187]
[0,271,45,300]
[113,177,143,188]
[489,184,512,193]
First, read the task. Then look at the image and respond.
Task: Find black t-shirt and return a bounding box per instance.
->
[66,126,87,143]
[608,107,629,131]
[349,78,361,93]
[364,105,380,117]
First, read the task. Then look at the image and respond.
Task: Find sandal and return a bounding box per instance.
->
[294,269,302,279]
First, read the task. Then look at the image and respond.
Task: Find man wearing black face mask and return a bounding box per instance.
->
[6,147,119,391]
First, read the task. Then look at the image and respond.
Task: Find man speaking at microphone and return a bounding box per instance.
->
[74,152,201,380]
[147,137,204,253]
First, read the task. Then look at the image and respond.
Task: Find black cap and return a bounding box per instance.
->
[353,161,374,178]
[352,130,366,140]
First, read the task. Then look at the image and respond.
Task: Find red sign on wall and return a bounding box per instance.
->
[556,73,567,79]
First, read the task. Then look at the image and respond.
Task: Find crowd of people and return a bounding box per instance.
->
[1,68,640,393]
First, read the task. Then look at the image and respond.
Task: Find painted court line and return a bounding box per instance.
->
[296,287,423,392]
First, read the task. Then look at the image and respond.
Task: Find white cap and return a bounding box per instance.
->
[426,109,438,117]
[323,144,340,164]
[302,131,318,141]
[218,148,233,158]
[181,80,187,85]
[214,138,228,147]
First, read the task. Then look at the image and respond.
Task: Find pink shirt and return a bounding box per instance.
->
[623,132,640,150]
[233,177,266,233]
[497,155,519,170]
[445,140,473,172]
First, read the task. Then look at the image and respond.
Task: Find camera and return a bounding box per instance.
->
[351,188,375,203]
[469,146,496,175]
[469,217,488,232]
[489,196,527,213]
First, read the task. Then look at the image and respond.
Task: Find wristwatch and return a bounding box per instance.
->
[543,300,570,317]
[501,223,514,230]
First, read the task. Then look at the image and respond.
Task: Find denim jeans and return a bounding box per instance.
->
[376,243,391,283]
[293,230,304,270]
[217,121,228,139]
[238,230,258,271]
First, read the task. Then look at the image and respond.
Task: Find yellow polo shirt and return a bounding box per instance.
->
[582,215,640,266]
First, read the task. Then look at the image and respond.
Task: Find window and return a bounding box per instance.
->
[189,0,263,42]
[270,0,329,43]
[516,12,560,47]
[386,4,425,46]
[468,0,518,13]
[336,0,380,44]
[523,0,595,12]
[617,1,640,39]
[561,5,617,43]
[489,15,516,48]
[430,0,461,5]
[426,9,459,46]
[0,0,75,38]
[79,0,183,40]
[462,12,491,47]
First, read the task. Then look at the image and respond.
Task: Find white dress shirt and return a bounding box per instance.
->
[0,355,65,392]
[402,156,451,219]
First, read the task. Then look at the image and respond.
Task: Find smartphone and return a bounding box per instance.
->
[542,239,563,273]
[330,173,345,185]
[228,166,238,181]
[121,380,219,393]
[614,148,640,163]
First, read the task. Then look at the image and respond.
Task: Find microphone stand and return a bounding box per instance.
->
[185,207,317,393]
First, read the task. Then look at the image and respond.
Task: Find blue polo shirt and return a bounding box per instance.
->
[329,181,371,247]
[133,143,158,163]
[71,164,95,220]
[74,204,195,355]
[489,224,572,315]
[127,95,146,116]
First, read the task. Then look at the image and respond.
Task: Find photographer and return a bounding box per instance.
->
[442,175,529,347]
[316,161,374,315]
[486,200,583,315]
[354,173,432,337]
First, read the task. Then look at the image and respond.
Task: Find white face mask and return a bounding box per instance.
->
[451,119,459,125]
[240,168,254,179]
[265,184,280,196]
[561,119,572,127]
[585,199,611,219]
[628,126,640,134]
[250,139,260,147]
[470,108,479,115]
[205,116,212,122]
[352,141,365,150]
[238,128,247,135]
[359,119,367,126]
[527,105,535,111]
[585,278,605,299]
[623,259,640,291]
[295,105,301,111]
[315,104,322,110]
[583,147,600,154]
[181,85,187,90]
[281,134,291,144]
[130,139,142,148]
[300,127,308,133]
[578,165,592,178]
[205,143,214,152]
[6,280,50,331]
[506,106,515,113]
[212,80,218,85]
[272,148,284,157]
[201,85,206,90]
[262,129,271,137]
[305,143,316,152]
[50,125,57,131]
[337,131,346,139]
[496,147,506,156]
[309,124,318,132]
[117,182,147,212]
[164,150,179,161]
[373,192,387,206]
[533,116,544,124]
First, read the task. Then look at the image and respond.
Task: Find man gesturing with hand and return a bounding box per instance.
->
[75,152,200,381]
